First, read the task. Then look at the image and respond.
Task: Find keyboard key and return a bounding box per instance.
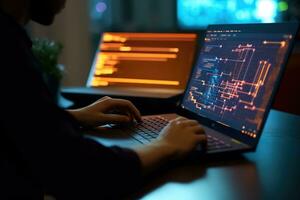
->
[129,116,169,143]
[131,134,150,144]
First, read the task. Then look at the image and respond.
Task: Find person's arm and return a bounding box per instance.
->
[0,34,142,198]
[2,87,143,199]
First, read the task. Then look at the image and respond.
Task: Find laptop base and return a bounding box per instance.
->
[86,113,252,155]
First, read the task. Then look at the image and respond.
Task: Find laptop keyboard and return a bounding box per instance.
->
[127,116,169,144]
[127,116,232,151]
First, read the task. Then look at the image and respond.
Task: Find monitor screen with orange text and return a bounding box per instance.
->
[87,32,197,89]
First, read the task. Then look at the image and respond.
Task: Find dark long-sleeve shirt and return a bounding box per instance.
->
[0,11,142,199]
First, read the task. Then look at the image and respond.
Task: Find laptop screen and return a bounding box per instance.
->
[87,33,197,89]
[181,23,298,139]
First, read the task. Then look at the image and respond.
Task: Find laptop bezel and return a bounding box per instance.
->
[177,22,299,148]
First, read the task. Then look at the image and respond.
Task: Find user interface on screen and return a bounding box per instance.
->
[182,23,297,139]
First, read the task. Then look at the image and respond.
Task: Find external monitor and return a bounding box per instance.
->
[87,32,198,90]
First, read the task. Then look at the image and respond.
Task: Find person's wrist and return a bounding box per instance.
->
[67,109,79,119]
[150,139,179,161]
[67,109,86,125]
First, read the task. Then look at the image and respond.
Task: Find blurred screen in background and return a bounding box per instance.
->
[89,0,299,32]
[88,0,299,54]
[177,0,289,29]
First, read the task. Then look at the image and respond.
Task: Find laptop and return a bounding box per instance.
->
[88,23,299,154]
[84,32,198,99]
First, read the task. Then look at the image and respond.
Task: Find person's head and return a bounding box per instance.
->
[0,0,66,25]
[30,0,66,25]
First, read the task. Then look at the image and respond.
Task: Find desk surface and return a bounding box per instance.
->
[132,110,300,200]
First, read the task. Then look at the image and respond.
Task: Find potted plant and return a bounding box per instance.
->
[32,38,64,102]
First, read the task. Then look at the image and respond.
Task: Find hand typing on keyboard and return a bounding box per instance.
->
[157,117,207,158]
[135,117,207,174]
[67,96,141,128]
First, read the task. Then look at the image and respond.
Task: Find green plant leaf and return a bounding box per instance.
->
[32,38,64,80]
